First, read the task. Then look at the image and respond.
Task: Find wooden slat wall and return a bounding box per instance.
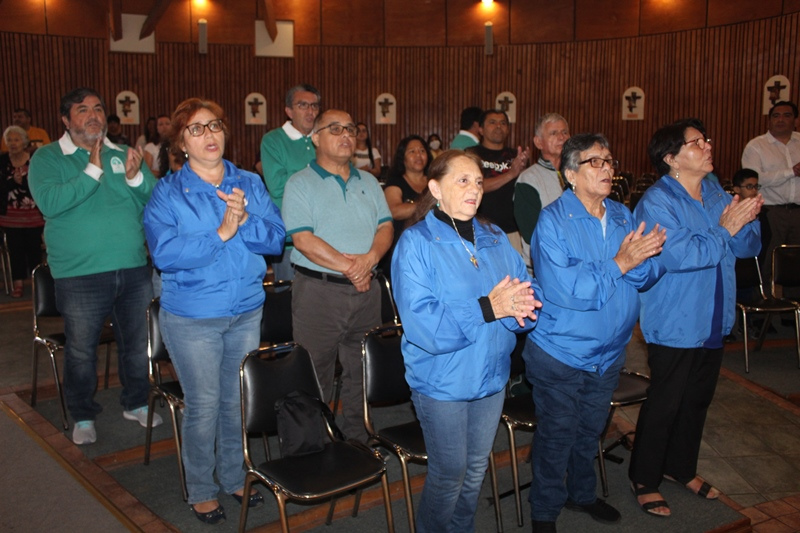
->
[2,12,799,180]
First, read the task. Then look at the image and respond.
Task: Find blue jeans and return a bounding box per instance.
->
[411,389,504,533]
[54,266,153,422]
[523,339,624,522]
[160,306,262,504]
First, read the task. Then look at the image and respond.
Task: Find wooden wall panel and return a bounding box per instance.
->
[510,1,575,44]
[121,0,154,16]
[264,0,321,45]
[189,0,254,45]
[44,0,107,38]
[321,0,383,46]
[384,0,446,47]
[640,0,706,35]
[155,0,192,43]
[0,0,47,34]
[708,0,782,27]
[786,0,800,13]
[3,12,800,183]
[575,0,639,40]
[447,0,509,47]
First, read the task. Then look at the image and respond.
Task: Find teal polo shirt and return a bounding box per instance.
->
[282,160,392,275]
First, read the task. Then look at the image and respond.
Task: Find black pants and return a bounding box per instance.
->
[628,344,723,488]
[4,226,43,281]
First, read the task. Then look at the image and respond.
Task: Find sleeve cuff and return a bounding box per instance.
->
[84,163,103,181]
[479,296,497,322]
[126,170,144,187]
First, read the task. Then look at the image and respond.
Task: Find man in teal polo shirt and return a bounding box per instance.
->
[260,84,321,282]
[282,109,393,442]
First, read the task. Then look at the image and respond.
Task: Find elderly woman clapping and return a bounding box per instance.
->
[524,133,665,532]
[629,119,762,518]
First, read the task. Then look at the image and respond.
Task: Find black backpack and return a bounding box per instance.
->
[274,390,345,457]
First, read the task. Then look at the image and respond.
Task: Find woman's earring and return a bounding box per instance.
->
[436,201,440,207]
[675,171,680,180]
[184,152,188,159]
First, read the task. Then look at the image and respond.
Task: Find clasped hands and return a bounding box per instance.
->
[342,252,375,293]
[614,221,667,275]
[719,194,763,237]
[89,137,146,181]
[489,275,542,327]
[216,187,249,242]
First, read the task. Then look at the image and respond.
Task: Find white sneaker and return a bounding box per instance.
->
[72,420,97,445]
[123,406,163,428]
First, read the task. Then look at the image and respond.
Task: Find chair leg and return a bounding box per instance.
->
[597,407,616,498]
[397,454,416,533]
[795,310,800,369]
[505,421,524,527]
[47,346,69,431]
[169,402,187,501]
[326,497,337,525]
[352,489,362,517]
[380,470,396,533]
[144,391,157,465]
[489,451,503,533]
[238,476,255,533]
[31,343,40,407]
[103,343,111,390]
[754,312,771,352]
[742,310,750,373]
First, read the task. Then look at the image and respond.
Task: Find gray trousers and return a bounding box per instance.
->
[292,272,381,442]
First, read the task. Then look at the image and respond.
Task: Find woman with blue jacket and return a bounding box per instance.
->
[391,150,541,533]
[525,134,665,533]
[629,119,762,517]
[144,98,285,525]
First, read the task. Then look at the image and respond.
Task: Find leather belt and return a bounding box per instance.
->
[295,266,352,285]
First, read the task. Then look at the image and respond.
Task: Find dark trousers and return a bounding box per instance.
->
[4,226,43,280]
[628,344,723,488]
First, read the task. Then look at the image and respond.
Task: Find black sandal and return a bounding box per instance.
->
[631,483,670,518]
[664,475,720,500]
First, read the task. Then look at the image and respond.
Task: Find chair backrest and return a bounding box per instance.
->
[735,257,767,298]
[240,343,323,437]
[146,298,170,372]
[32,263,59,318]
[772,245,800,295]
[260,280,293,345]
[376,270,400,326]
[362,325,409,405]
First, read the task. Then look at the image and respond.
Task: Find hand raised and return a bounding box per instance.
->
[614,221,666,275]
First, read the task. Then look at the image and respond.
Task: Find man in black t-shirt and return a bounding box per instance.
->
[467,109,530,256]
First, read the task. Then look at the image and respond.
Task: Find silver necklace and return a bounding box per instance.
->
[448,214,479,269]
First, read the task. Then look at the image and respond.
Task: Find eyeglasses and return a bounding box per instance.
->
[578,157,619,169]
[314,123,357,136]
[293,101,321,111]
[185,120,223,137]
[684,137,711,149]
[739,183,761,191]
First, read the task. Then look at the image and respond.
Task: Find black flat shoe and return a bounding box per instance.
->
[565,498,621,523]
[190,504,226,525]
[232,490,265,508]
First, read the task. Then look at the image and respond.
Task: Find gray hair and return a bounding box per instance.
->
[3,125,29,145]
[284,84,321,108]
[534,113,568,138]
[560,133,610,175]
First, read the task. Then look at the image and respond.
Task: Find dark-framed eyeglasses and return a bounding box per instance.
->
[739,183,761,191]
[185,119,223,137]
[314,123,357,136]
[684,137,711,149]
[578,157,619,169]
[293,101,321,111]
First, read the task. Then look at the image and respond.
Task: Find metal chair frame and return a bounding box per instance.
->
[142,298,187,501]
[31,263,114,430]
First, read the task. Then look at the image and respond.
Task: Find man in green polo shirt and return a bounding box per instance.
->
[259,84,321,282]
[282,109,393,442]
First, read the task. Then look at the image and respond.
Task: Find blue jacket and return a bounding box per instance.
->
[144,160,285,319]
[530,189,662,374]
[634,175,760,347]
[391,210,536,401]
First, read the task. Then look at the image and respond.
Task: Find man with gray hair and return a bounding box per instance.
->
[514,113,570,272]
[260,84,322,282]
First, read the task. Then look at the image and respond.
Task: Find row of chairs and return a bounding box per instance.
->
[735,245,800,372]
